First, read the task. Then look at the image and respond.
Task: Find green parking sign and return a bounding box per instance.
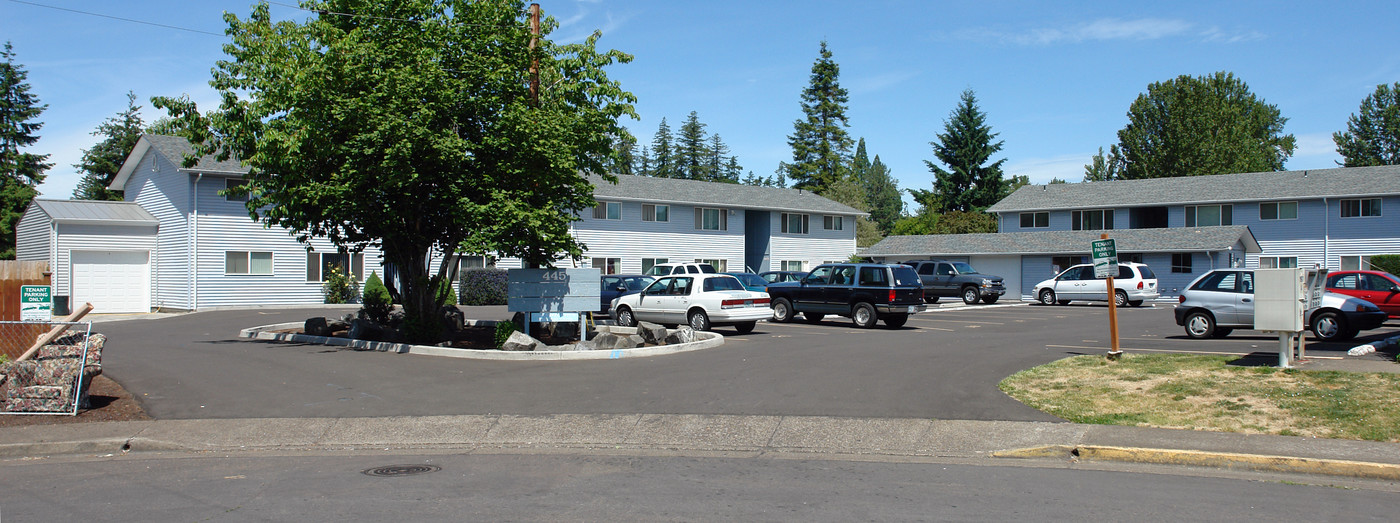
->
[1091,239,1118,279]
[20,285,52,322]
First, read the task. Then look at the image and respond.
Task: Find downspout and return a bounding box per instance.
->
[191,173,202,310]
[50,221,58,295]
[1322,197,1330,269]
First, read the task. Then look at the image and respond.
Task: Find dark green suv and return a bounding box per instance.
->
[765,263,926,328]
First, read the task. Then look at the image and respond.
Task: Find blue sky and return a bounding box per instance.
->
[5,1,1399,209]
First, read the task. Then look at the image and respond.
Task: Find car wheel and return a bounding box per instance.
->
[1129,300,1144,307]
[771,298,794,323]
[924,296,940,304]
[1184,311,1216,339]
[688,309,711,332]
[1039,289,1056,306]
[851,302,878,329]
[1113,290,1128,307]
[734,321,756,334]
[804,313,825,324]
[962,287,980,305]
[883,313,909,328]
[1211,328,1233,338]
[981,295,998,305]
[615,306,635,328]
[1310,311,1353,342]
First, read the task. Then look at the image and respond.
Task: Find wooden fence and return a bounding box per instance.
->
[1,261,52,359]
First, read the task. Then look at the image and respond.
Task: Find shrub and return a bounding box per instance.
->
[359,271,392,324]
[1371,254,1400,275]
[436,276,457,305]
[322,266,361,304]
[494,321,519,347]
[459,268,508,306]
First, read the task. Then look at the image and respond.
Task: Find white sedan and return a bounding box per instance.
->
[611,273,771,333]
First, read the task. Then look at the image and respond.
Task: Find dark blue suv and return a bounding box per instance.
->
[766,263,925,328]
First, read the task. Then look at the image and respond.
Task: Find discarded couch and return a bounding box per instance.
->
[0,332,105,413]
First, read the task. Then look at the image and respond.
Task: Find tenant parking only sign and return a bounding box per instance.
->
[1091,238,1118,278]
[20,285,52,322]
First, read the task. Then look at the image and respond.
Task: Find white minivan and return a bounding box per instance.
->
[1034,262,1160,307]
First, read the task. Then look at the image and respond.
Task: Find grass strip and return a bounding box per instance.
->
[999,353,1400,442]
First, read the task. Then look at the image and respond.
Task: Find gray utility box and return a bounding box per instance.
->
[507,268,601,314]
[1254,268,1326,331]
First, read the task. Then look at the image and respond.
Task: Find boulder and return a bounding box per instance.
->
[664,326,697,345]
[637,322,668,345]
[348,319,388,341]
[608,326,639,336]
[305,317,350,337]
[439,306,465,333]
[592,333,644,350]
[501,331,541,351]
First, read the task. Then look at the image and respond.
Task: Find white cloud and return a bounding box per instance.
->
[948,18,1194,46]
[1200,26,1267,43]
[1006,153,1092,185]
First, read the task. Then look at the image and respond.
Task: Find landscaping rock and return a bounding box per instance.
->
[305,317,349,337]
[637,322,668,344]
[592,333,644,350]
[439,306,465,333]
[608,326,640,335]
[501,331,541,351]
[664,326,697,345]
[348,319,389,341]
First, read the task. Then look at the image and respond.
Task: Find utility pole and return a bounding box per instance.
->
[528,3,540,107]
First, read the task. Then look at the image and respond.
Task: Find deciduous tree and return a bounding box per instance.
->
[154,1,635,342]
[1116,71,1295,178]
[1334,82,1400,167]
[1083,145,1124,182]
[0,41,49,259]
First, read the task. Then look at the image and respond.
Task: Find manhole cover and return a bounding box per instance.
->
[362,464,441,477]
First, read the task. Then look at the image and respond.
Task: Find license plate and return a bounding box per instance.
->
[907,305,917,314]
[745,300,754,307]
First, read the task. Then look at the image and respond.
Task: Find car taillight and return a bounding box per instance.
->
[1178,295,1185,304]
[1137,281,1144,289]
[721,298,768,309]
[890,289,896,302]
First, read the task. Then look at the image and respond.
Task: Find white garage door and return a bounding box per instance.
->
[71,250,150,314]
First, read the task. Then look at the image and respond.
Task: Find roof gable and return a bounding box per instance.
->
[30,199,158,225]
[987,165,1400,213]
[111,134,250,191]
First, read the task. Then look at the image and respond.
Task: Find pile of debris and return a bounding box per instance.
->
[502,321,698,352]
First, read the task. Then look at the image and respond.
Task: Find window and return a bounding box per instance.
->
[591,257,620,274]
[1192,271,1249,293]
[823,215,843,231]
[781,212,809,234]
[307,252,364,282]
[224,179,248,202]
[1020,212,1049,228]
[1329,273,1362,290]
[1339,255,1371,271]
[694,258,727,272]
[641,258,668,274]
[225,251,272,275]
[1340,198,1381,218]
[1119,253,1143,264]
[781,260,805,272]
[1259,256,1297,268]
[642,204,669,222]
[828,265,856,285]
[592,201,621,220]
[1260,201,1297,220]
[458,255,494,271]
[1071,209,1114,230]
[703,277,745,292]
[1185,205,1232,227]
[695,207,727,230]
[1171,253,1193,273]
[858,266,889,286]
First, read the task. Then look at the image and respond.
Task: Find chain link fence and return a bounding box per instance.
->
[0,321,99,415]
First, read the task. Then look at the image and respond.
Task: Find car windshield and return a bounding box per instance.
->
[643,266,667,276]
[729,273,765,286]
[625,277,654,291]
[951,262,977,274]
[704,276,745,292]
[698,264,717,273]
[892,266,920,286]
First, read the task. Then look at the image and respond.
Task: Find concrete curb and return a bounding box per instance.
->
[994,444,1400,481]
[238,322,726,360]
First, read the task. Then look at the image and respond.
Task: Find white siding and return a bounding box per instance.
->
[575,201,748,273]
[767,211,856,272]
[15,204,51,261]
[54,224,157,303]
[127,150,192,310]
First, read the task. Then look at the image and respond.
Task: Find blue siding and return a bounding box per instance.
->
[1328,195,1400,240]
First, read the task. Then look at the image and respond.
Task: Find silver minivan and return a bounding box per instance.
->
[1174,269,1388,341]
[1034,262,1160,307]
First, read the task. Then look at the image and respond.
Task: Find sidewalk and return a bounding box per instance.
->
[3,414,1398,480]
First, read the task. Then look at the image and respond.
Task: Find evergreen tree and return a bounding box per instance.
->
[780,41,852,192]
[0,42,50,259]
[650,117,675,177]
[721,155,743,184]
[917,89,1006,213]
[1334,82,1400,167]
[675,111,708,180]
[609,129,636,175]
[635,145,652,176]
[1117,72,1294,178]
[1083,145,1125,182]
[706,133,729,182]
[864,155,902,233]
[74,92,145,201]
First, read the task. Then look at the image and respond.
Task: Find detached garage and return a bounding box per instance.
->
[16,200,158,314]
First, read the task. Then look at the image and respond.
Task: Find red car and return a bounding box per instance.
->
[1326,270,1400,318]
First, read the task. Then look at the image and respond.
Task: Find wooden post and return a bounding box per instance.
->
[15,302,94,362]
[1103,233,1122,360]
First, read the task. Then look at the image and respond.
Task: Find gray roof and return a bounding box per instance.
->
[986,165,1400,213]
[860,226,1260,257]
[144,134,250,174]
[30,199,158,225]
[589,174,864,215]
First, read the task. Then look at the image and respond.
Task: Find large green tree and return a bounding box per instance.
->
[73,92,146,201]
[849,138,902,234]
[154,1,635,341]
[0,41,50,259]
[818,175,883,248]
[1334,82,1400,167]
[675,111,708,180]
[1083,145,1125,182]
[649,117,675,178]
[1116,71,1295,179]
[916,89,1007,213]
[780,41,852,192]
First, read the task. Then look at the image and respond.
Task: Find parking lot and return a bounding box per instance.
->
[96,301,1399,423]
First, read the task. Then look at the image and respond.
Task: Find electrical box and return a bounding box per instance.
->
[1253,268,1327,331]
